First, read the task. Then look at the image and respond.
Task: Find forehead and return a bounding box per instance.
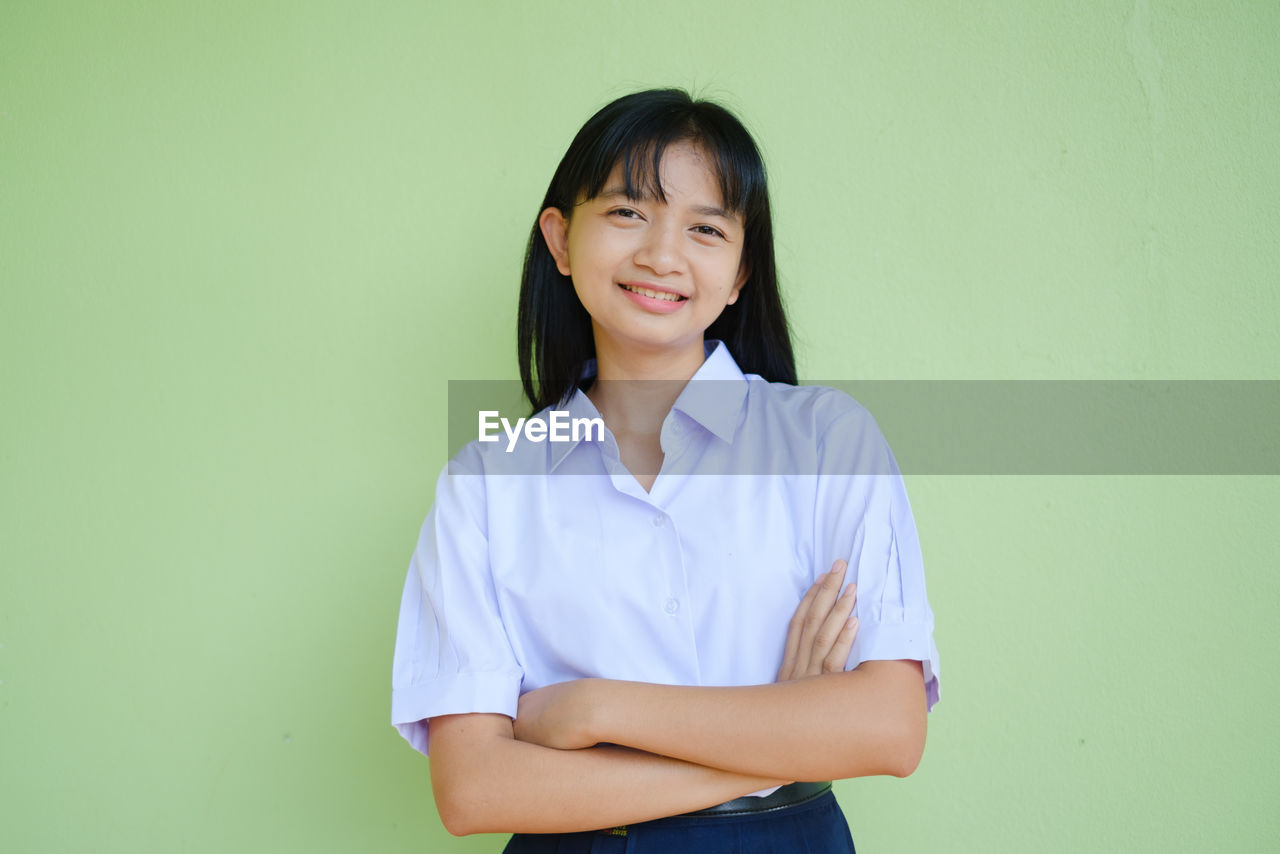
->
[591,142,735,213]
[591,140,727,198]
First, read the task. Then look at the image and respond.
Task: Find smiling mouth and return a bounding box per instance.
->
[619,283,687,302]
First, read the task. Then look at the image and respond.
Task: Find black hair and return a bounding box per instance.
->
[517,88,796,412]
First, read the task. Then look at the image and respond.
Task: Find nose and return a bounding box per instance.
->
[633,222,685,277]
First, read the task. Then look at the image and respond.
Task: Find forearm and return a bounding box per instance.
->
[583,660,927,781]
[429,713,784,836]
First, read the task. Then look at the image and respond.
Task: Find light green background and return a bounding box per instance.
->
[2,2,1277,852]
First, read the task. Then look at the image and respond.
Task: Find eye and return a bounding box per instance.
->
[609,207,642,220]
[692,224,727,239]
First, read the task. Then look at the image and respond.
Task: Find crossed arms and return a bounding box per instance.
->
[428,560,928,836]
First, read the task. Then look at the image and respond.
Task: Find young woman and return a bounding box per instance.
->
[392,89,940,852]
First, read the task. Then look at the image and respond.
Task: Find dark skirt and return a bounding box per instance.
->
[502,790,855,854]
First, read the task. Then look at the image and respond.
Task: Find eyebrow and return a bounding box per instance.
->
[598,186,737,221]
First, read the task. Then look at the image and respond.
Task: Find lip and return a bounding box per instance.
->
[618,280,688,299]
[617,281,689,314]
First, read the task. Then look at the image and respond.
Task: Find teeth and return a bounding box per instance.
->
[622,284,684,302]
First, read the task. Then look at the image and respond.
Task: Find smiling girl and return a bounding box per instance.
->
[392,89,939,852]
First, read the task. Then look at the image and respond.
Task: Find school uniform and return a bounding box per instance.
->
[392,340,939,851]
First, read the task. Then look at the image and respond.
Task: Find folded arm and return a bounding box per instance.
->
[428,713,784,836]
[428,560,925,835]
[515,660,926,782]
[512,561,927,782]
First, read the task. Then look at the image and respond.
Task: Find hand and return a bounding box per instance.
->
[776,559,859,681]
[513,678,601,750]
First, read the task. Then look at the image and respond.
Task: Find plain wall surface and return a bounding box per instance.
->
[2,2,1277,851]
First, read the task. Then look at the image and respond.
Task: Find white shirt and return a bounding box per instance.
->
[392,341,940,755]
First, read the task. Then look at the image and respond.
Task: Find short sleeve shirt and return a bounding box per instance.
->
[392,341,940,755]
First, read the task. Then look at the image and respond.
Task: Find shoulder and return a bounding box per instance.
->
[445,404,566,477]
[743,376,880,435]
[741,378,896,475]
[428,407,561,519]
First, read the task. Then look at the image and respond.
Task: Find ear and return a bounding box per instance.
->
[539,207,572,276]
[726,259,749,306]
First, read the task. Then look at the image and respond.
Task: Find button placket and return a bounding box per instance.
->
[649,506,675,617]
[660,416,690,457]
[649,503,701,681]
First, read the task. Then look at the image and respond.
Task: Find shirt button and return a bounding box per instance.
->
[651,514,666,527]
[663,597,680,615]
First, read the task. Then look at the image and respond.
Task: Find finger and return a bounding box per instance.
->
[796,562,846,671]
[821,616,859,674]
[796,561,848,670]
[803,581,858,676]
[778,578,821,681]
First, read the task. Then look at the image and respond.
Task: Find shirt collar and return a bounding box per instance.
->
[549,383,606,471]
[549,340,749,471]
[670,340,749,444]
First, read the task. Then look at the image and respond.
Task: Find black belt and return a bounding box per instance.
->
[598,782,835,837]
[684,781,833,817]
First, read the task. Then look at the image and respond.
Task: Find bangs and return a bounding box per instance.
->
[592,133,747,215]
[557,97,766,220]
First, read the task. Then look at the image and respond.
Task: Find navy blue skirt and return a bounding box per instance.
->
[502,790,855,853]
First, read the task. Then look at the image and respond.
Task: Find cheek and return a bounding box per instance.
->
[697,255,746,293]
[565,254,603,295]
[569,233,631,283]
[564,232,599,275]
[568,271,608,313]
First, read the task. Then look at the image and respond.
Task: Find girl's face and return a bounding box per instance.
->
[540,142,747,369]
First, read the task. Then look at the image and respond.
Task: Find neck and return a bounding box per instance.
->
[587,338,708,435]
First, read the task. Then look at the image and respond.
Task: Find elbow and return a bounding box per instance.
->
[441,815,481,838]
[438,811,475,838]
[827,714,925,780]
[848,659,928,779]
[885,734,924,778]
[842,726,922,779]
[433,780,487,837]
[427,713,519,836]
[432,759,500,836]
[845,701,925,779]
[433,783,475,836]
[884,708,927,778]
[440,813,473,838]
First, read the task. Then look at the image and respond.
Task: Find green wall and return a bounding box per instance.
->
[2,2,1277,851]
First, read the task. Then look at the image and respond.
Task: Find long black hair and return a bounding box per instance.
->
[517,88,796,412]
